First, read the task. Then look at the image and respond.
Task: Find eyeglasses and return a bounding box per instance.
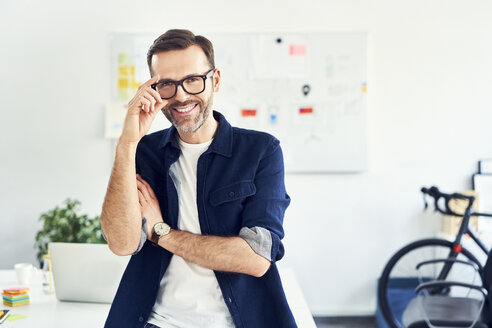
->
[151,69,215,100]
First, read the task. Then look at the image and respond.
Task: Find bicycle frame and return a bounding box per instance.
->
[422,186,492,282]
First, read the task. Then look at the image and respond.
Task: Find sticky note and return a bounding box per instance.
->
[118,66,131,76]
[241,109,257,117]
[132,79,141,89]
[118,78,129,89]
[299,107,313,114]
[118,53,130,65]
[5,313,28,321]
[3,288,29,294]
[289,44,306,56]
[361,82,367,93]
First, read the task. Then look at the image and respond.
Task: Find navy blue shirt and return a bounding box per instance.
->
[105,111,296,327]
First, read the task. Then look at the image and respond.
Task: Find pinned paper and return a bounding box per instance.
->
[241,109,257,117]
[361,82,367,93]
[116,52,139,101]
[299,107,314,114]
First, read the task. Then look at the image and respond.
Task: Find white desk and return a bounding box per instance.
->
[0,268,316,328]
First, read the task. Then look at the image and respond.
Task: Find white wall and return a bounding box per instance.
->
[2,0,492,316]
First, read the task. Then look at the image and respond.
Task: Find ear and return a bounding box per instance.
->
[213,69,221,92]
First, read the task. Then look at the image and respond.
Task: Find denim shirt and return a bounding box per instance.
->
[104,111,296,328]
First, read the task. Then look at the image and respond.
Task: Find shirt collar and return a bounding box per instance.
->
[158,110,233,158]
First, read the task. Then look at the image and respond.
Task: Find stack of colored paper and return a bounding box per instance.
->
[2,288,30,307]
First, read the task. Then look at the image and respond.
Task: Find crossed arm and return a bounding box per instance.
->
[101,142,270,278]
[136,175,271,278]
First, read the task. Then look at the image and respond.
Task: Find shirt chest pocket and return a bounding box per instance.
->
[209,181,257,206]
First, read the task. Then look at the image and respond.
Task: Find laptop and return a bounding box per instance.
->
[49,242,130,303]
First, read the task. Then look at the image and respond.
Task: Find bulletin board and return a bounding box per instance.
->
[108,33,367,173]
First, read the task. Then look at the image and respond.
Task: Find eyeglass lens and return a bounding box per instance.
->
[155,76,206,99]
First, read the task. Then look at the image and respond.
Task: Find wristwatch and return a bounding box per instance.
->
[151,222,171,245]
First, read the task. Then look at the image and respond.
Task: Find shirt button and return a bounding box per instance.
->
[138,316,144,322]
[228,297,232,303]
[229,191,235,197]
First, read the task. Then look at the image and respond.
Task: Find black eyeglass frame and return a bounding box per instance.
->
[150,68,215,100]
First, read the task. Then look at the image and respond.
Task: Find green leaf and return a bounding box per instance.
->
[33,198,106,266]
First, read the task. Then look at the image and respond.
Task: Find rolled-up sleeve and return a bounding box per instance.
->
[239,226,273,261]
[239,138,290,262]
[131,217,148,255]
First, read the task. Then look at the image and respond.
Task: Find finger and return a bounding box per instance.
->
[140,98,151,113]
[138,176,157,200]
[138,75,160,90]
[136,179,152,201]
[146,86,163,104]
[137,189,145,206]
[142,92,156,112]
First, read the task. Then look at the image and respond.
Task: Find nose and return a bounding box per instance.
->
[173,84,189,102]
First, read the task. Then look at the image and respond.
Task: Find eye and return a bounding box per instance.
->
[160,81,174,87]
[185,77,199,83]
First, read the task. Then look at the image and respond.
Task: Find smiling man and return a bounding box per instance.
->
[101,29,295,328]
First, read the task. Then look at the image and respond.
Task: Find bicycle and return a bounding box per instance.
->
[377,186,492,328]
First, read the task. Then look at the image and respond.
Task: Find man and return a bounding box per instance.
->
[101,29,295,328]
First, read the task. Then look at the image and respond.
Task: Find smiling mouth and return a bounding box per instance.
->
[173,103,197,114]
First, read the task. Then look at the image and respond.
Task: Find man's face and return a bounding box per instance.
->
[150,45,220,134]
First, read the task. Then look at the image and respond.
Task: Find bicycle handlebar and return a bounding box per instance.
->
[421,186,475,217]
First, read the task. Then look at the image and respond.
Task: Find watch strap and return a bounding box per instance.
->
[150,222,170,246]
[151,229,160,245]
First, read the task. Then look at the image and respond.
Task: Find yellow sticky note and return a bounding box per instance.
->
[118,78,129,89]
[118,66,130,76]
[132,79,141,89]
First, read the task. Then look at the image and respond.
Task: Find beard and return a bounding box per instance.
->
[162,93,213,134]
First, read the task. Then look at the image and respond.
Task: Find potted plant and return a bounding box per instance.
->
[34,199,106,266]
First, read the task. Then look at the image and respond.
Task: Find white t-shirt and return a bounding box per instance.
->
[147,137,235,328]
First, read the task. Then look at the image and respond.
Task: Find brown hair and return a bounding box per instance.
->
[147,29,215,72]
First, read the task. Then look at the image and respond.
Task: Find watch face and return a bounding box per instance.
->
[154,222,170,236]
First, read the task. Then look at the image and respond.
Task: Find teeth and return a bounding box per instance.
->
[174,104,195,113]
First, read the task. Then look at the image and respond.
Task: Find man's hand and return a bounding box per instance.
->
[136,174,166,240]
[120,76,165,145]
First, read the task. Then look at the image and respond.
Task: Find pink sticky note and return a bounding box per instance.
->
[289,44,306,56]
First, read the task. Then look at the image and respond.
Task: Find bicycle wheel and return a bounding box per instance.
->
[377,238,483,328]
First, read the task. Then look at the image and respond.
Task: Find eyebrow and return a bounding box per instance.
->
[156,72,203,83]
